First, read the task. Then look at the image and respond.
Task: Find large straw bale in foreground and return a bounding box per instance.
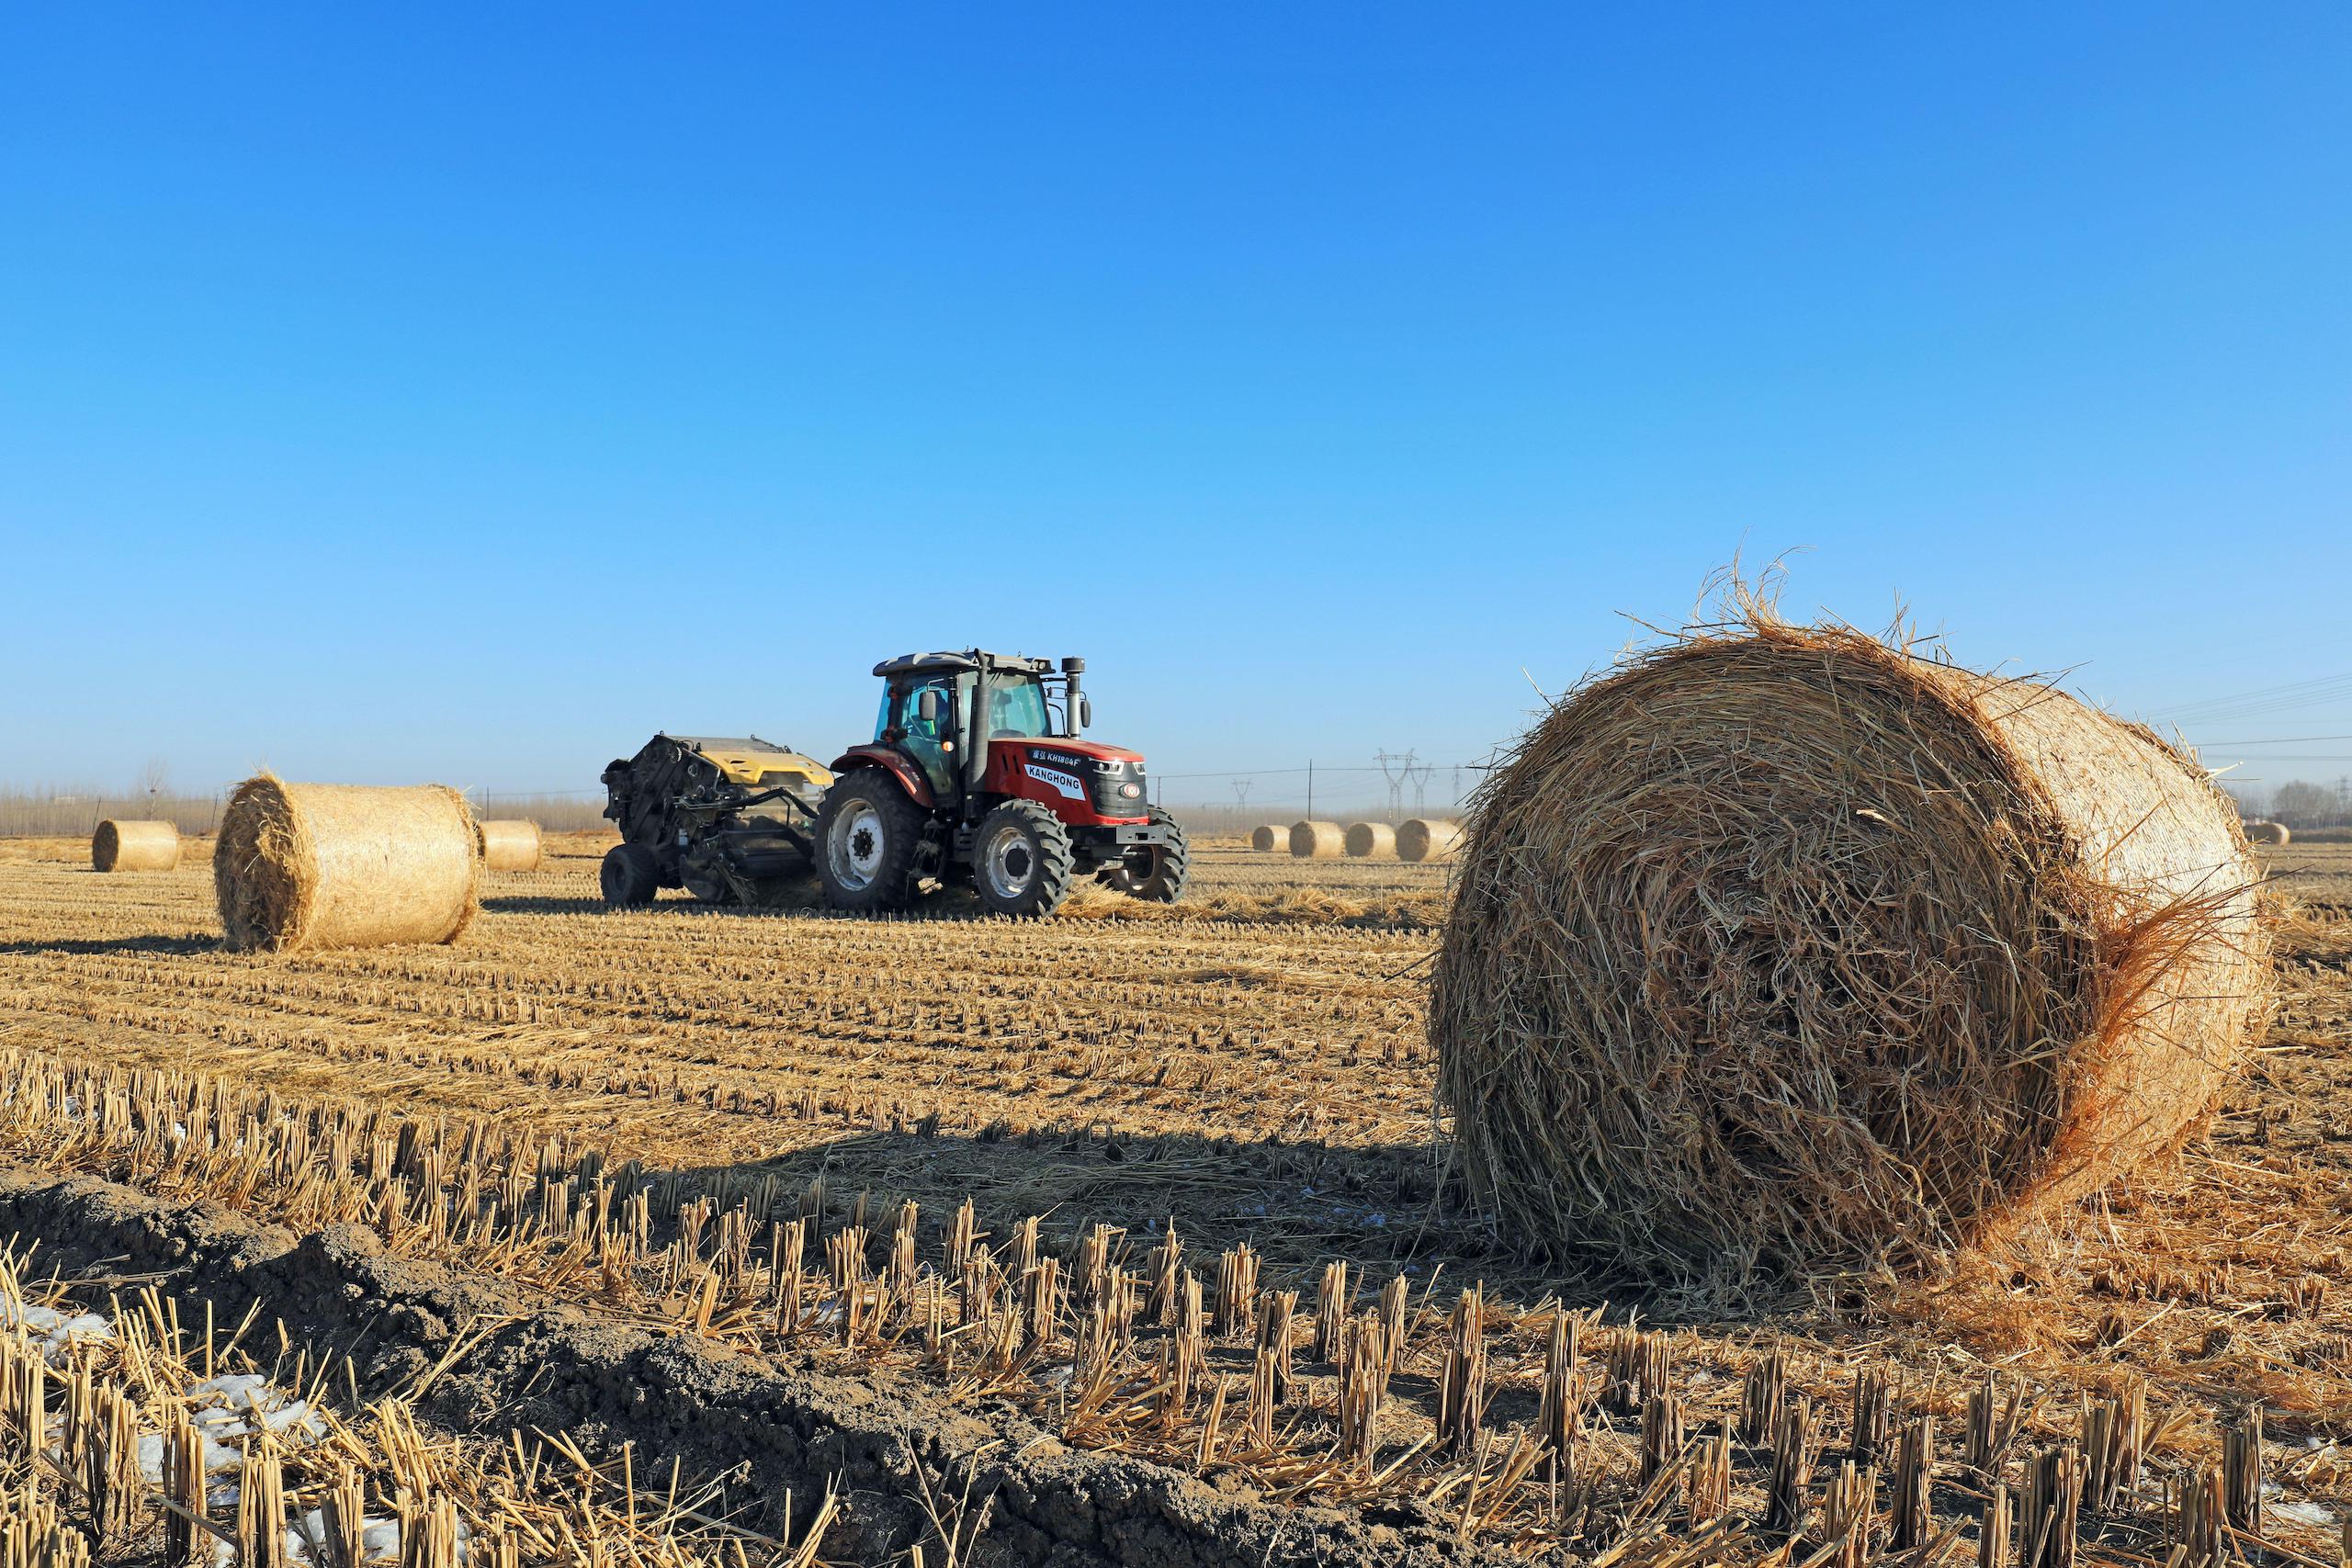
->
[1250,825,1284,852]
[1430,619,2270,1283]
[477,818,544,871]
[1289,820,1344,859]
[1396,818,1463,863]
[1343,821,1396,859]
[2244,819,2290,846]
[91,820,179,872]
[215,776,481,953]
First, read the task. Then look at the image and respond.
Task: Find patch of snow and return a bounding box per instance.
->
[361,1519,402,1561]
[258,1399,327,1440]
[192,1372,274,1410]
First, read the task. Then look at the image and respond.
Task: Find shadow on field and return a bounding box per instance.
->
[480,894,825,918]
[629,1121,1656,1312]
[478,882,1012,923]
[484,894,635,916]
[0,933,217,959]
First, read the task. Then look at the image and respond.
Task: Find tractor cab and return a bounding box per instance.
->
[816,649,1187,916]
[867,651,1067,806]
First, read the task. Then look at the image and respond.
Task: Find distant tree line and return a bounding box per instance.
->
[2228,777,2352,829]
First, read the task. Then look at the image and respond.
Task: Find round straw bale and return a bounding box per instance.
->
[1289,820,1344,859]
[476,818,544,872]
[215,775,481,953]
[1250,825,1285,852]
[2243,819,2290,846]
[1343,821,1396,858]
[90,819,180,873]
[1395,818,1464,863]
[1430,619,2271,1284]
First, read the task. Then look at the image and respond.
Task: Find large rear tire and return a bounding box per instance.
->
[1100,806,1190,904]
[817,770,927,912]
[600,843,662,907]
[972,800,1078,918]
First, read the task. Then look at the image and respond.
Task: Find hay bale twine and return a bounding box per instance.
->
[2244,819,2290,846]
[1289,820,1344,859]
[1343,821,1396,858]
[1250,825,1285,852]
[215,775,481,953]
[477,818,544,871]
[90,819,180,872]
[1396,818,1464,863]
[1430,620,2271,1283]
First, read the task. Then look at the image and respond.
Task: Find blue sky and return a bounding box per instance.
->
[3,5,2346,807]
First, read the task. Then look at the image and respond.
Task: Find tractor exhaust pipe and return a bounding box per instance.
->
[1061,657,1086,736]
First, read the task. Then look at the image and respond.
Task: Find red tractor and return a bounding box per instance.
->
[815,650,1189,917]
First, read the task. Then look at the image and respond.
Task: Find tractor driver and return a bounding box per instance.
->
[888,673,961,799]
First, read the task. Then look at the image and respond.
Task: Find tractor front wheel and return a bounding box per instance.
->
[1100,807,1190,904]
[972,801,1078,918]
[817,770,927,912]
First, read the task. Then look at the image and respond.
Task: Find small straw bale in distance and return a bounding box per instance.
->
[2243,819,2290,846]
[215,774,481,953]
[1396,818,1464,863]
[89,819,179,872]
[476,818,544,871]
[1343,821,1396,859]
[1430,609,2272,1284]
[1288,819,1345,859]
[1250,824,1285,852]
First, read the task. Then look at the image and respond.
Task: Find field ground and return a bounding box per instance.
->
[0,831,2346,1563]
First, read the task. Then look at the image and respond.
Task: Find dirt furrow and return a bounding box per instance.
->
[0,1165,1502,1568]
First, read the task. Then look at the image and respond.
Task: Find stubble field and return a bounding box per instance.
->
[0,832,2345,1565]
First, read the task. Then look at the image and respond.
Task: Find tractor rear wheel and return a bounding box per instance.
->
[600,843,662,907]
[972,800,1077,918]
[817,769,926,912]
[1100,806,1190,904]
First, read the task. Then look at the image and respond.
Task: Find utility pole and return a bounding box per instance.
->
[1306,761,1314,820]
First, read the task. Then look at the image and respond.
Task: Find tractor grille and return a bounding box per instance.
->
[1091,761,1149,818]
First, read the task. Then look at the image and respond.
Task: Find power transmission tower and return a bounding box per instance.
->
[1230,778,1254,808]
[1374,749,1419,819]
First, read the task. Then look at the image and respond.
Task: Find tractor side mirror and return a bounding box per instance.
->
[917,689,943,726]
[1079,694,1092,729]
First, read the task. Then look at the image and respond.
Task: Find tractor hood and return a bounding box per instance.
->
[1012,739,1143,767]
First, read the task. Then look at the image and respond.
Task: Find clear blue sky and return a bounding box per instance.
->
[4,5,2347,806]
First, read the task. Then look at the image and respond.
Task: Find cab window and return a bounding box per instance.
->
[882,675,962,741]
[985,680,1051,739]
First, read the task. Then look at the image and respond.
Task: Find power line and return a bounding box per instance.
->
[1148,762,1485,781]
[2148,670,2352,724]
